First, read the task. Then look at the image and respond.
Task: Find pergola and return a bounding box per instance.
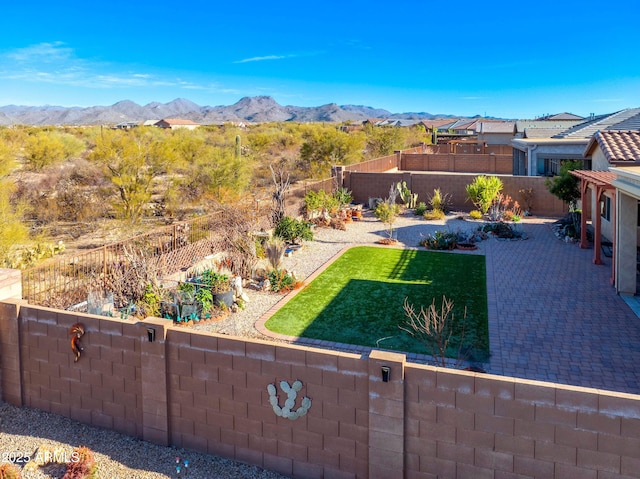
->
[570,170,617,283]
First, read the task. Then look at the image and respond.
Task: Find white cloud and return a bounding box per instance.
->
[0,42,238,95]
[234,54,288,64]
[233,51,323,64]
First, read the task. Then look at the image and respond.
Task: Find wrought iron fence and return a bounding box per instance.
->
[22,211,228,309]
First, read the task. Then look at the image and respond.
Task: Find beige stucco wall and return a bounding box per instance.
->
[591,147,609,171]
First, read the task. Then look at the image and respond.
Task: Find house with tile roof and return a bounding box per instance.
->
[511,108,640,176]
[572,129,640,295]
[155,118,200,130]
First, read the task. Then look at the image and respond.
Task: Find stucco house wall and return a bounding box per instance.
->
[591,148,610,171]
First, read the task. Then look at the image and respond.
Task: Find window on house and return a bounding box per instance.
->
[601,196,611,222]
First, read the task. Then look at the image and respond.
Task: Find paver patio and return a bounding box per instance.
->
[259,215,640,395]
[483,218,640,394]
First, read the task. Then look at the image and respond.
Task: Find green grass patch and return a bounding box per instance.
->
[265,246,488,358]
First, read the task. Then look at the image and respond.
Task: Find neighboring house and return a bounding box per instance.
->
[363,118,422,127]
[476,121,516,145]
[362,118,386,127]
[143,119,160,126]
[512,108,640,176]
[113,121,140,130]
[374,119,422,127]
[418,119,458,134]
[155,118,200,130]
[514,119,586,139]
[536,112,585,121]
[573,129,640,294]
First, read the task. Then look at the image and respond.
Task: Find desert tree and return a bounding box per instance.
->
[299,125,364,178]
[0,137,28,266]
[168,129,250,205]
[89,128,171,222]
[363,124,406,158]
[23,129,86,171]
[545,159,582,211]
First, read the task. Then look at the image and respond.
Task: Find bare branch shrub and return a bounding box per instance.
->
[213,206,260,279]
[265,237,286,271]
[270,162,291,226]
[104,245,163,309]
[401,295,467,367]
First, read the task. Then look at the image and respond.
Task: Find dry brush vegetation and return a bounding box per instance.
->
[0,122,428,267]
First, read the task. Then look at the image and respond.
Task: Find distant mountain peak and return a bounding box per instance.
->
[0,96,483,126]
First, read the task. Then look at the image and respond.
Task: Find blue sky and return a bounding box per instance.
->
[1,0,639,119]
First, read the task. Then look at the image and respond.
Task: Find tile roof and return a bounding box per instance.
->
[584,130,640,162]
[554,108,640,139]
[523,128,569,138]
[515,119,584,133]
[536,112,585,121]
[159,118,200,126]
[478,121,515,134]
[419,119,459,129]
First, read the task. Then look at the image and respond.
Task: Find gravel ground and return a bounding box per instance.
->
[0,401,288,479]
[0,210,481,479]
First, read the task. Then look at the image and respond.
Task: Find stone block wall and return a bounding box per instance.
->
[2,297,639,478]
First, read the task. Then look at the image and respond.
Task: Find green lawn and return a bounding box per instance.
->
[265,246,489,358]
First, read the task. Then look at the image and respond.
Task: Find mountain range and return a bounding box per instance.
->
[0,96,469,126]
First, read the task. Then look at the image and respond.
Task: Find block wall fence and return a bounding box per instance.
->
[400,154,513,175]
[345,171,568,217]
[2,272,640,478]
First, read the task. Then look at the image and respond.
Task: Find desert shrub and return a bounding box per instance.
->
[488,194,522,222]
[465,175,503,214]
[374,188,401,239]
[483,222,523,239]
[329,218,346,230]
[469,210,483,220]
[423,209,445,220]
[420,230,457,250]
[519,187,534,214]
[304,189,338,216]
[62,446,98,479]
[401,295,468,367]
[267,269,300,293]
[274,216,314,243]
[23,131,71,170]
[414,202,427,216]
[333,187,353,207]
[0,463,22,479]
[428,188,452,213]
[136,283,164,318]
[265,237,286,270]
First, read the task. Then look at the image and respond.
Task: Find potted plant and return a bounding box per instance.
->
[176,281,198,321]
[201,269,233,308]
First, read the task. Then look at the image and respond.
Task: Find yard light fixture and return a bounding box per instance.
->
[381,366,390,382]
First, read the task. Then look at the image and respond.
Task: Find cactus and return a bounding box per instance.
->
[0,463,22,479]
[235,134,241,159]
[62,446,98,479]
[396,181,418,208]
